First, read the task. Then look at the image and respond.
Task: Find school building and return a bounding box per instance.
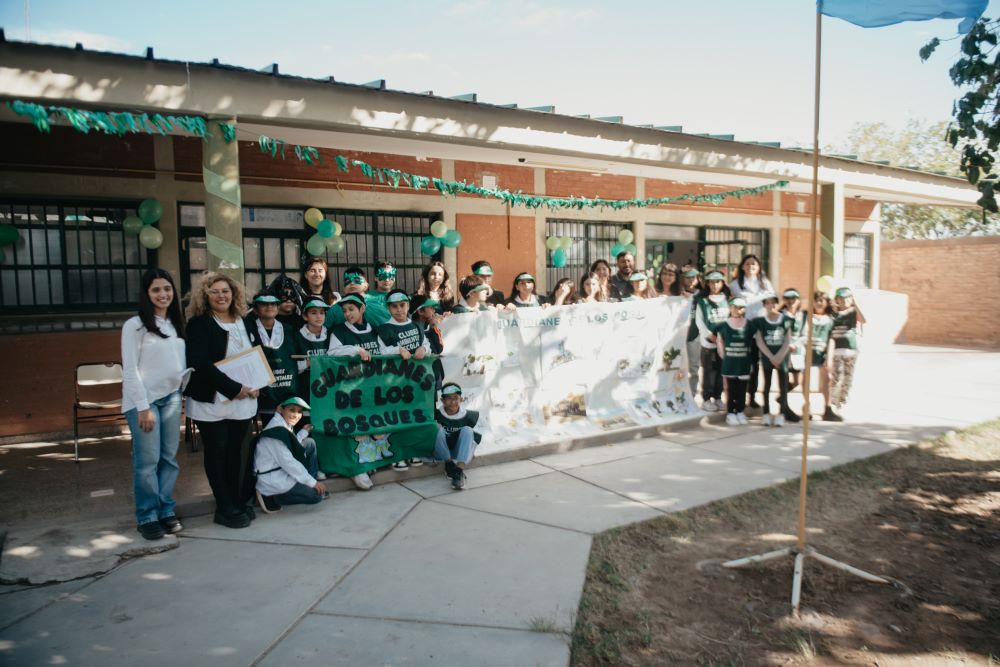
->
[0,37,979,438]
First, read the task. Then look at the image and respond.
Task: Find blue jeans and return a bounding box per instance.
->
[275,482,322,506]
[433,427,476,466]
[301,437,319,478]
[125,391,182,525]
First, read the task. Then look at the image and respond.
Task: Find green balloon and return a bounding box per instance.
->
[610,243,626,257]
[624,243,637,256]
[430,220,448,238]
[137,199,163,225]
[123,215,143,235]
[618,229,634,245]
[552,248,567,268]
[317,219,334,238]
[0,224,20,245]
[545,236,560,251]
[560,236,574,250]
[138,225,163,249]
[306,234,327,256]
[421,235,442,256]
[441,229,462,248]
[325,235,346,253]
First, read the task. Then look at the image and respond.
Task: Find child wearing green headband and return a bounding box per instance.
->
[253,396,328,513]
[433,382,482,490]
[829,287,865,420]
[452,275,493,313]
[694,271,731,413]
[716,297,752,425]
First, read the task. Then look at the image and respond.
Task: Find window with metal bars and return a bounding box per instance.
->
[843,233,872,288]
[701,227,769,277]
[0,201,153,314]
[179,205,439,297]
[544,219,632,289]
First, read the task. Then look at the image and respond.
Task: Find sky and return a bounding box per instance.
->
[2,0,998,149]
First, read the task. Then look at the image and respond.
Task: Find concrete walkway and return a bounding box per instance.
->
[1,344,998,666]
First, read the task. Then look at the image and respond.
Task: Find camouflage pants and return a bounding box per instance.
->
[830,354,857,409]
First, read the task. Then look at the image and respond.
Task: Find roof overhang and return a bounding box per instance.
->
[0,40,979,209]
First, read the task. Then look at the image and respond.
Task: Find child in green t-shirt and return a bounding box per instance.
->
[716,296,752,425]
[754,292,795,426]
[829,287,866,419]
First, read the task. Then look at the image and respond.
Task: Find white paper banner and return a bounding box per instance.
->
[438,296,697,454]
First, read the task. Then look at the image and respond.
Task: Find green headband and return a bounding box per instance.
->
[253,295,280,304]
[705,271,725,281]
[515,272,535,282]
[473,265,494,276]
[303,299,330,311]
[386,291,410,304]
[338,294,365,309]
[441,383,462,396]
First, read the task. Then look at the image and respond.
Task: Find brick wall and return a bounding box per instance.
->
[454,161,534,195]
[455,213,536,297]
[645,178,773,214]
[0,122,154,178]
[546,170,635,200]
[880,236,1000,346]
[778,227,813,294]
[2,330,122,437]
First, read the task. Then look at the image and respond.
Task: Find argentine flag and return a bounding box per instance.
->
[818,0,988,33]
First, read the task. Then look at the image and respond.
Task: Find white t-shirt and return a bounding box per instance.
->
[185,317,258,422]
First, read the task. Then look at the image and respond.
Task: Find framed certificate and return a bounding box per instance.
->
[214,345,276,391]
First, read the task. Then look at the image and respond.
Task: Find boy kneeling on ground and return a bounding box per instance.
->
[254,396,328,512]
[434,383,482,490]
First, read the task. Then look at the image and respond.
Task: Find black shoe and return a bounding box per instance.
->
[138,521,165,540]
[748,399,761,409]
[445,460,458,479]
[822,407,844,422]
[159,516,183,534]
[214,510,251,529]
[244,505,256,521]
[782,410,802,423]
[256,490,282,514]
[451,470,467,490]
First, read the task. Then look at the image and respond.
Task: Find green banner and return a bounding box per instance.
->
[309,355,438,476]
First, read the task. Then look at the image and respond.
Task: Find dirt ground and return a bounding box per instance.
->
[571,421,1000,666]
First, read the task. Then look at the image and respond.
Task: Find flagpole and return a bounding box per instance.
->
[721,4,891,615]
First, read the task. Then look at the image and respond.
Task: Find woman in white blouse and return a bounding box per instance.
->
[728,254,775,408]
[184,272,261,529]
[121,269,187,541]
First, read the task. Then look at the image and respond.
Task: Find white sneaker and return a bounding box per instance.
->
[761,414,773,427]
[737,413,749,425]
[702,398,718,413]
[316,471,327,481]
[774,414,785,427]
[351,473,373,490]
[726,413,740,426]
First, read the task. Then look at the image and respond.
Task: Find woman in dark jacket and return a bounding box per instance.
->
[185,272,261,529]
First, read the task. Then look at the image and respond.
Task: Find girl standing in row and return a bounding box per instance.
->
[728,254,775,409]
[829,287,865,419]
[809,291,838,421]
[716,296,752,425]
[694,271,730,412]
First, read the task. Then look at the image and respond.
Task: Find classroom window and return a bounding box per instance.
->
[701,227,769,277]
[0,201,152,314]
[179,205,438,295]
[843,233,872,288]
[544,219,632,288]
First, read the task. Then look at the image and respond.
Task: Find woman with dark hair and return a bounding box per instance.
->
[121,268,187,540]
[727,254,775,409]
[578,272,607,303]
[412,261,456,314]
[549,277,577,306]
[506,272,548,308]
[655,263,683,296]
[184,272,261,529]
[589,259,614,301]
[299,256,339,305]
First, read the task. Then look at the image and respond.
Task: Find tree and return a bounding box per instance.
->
[834,119,1000,239]
[921,17,1000,212]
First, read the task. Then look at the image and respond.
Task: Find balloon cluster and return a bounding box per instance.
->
[123,199,164,249]
[304,207,346,256]
[420,220,461,256]
[609,229,637,258]
[545,235,574,268]
[816,275,850,297]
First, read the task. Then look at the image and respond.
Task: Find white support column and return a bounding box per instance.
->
[770,190,783,287]
[440,159,458,280]
[633,177,646,266]
[152,135,180,280]
[534,168,547,291]
[820,181,845,278]
[869,203,882,289]
[202,118,244,282]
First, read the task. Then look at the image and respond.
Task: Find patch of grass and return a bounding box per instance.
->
[785,627,817,659]
[527,616,561,634]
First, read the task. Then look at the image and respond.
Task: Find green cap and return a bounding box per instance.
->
[729,296,747,308]
[303,298,330,311]
[705,271,725,281]
[473,265,494,276]
[279,396,311,410]
[338,294,365,309]
[253,294,280,304]
[628,271,648,282]
[682,269,700,278]
[783,289,801,299]
[761,291,778,302]
[441,383,462,396]
[469,283,490,293]
[834,287,853,298]
[385,291,410,304]
[417,298,440,310]
[515,272,535,283]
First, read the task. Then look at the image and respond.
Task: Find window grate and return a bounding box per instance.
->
[843,233,872,288]
[0,200,152,314]
[544,219,631,290]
